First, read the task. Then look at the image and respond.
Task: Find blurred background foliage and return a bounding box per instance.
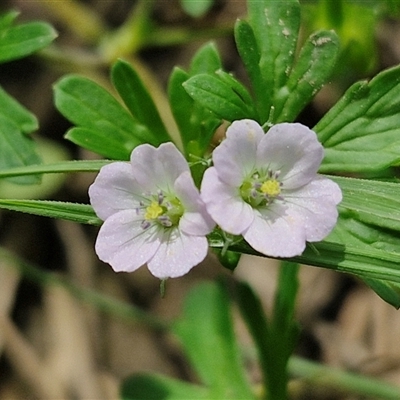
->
[1,1,400,399]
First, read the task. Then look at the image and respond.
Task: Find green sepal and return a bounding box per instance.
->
[214,248,241,271]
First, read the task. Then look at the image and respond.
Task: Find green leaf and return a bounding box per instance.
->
[0,114,41,185]
[0,85,38,133]
[363,278,400,309]
[247,0,301,123]
[328,216,400,307]
[168,67,220,157]
[168,67,196,149]
[180,0,214,18]
[183,73,256,121]
[333,176,400,232]
[0,11,57,63]
[168,48,220,158]
[303,1,378,75]
[189,42,222,75]
[235,282,272,396]
[54,75,157,160]
[0,199,101,225]
[121,373,211,400]
[316,65,400,173]
[234,19,267,122]
[0,85,41,184]
[215,69,254,109]
[237,266,299,400]
[277,30,340,122]
[65,127,132,161]
[0,138,68,200]
[111,59,170,144]
[173,282,255,400]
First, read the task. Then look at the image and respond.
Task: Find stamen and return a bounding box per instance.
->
[157,190,164,205]
[141,220,151,230]
[158,215,172,227]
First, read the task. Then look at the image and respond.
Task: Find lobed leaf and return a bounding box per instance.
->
[333,176,400,232]
[316,65,400,173]
[54,75,159,160]
[168,43,221,158]
[277,30,340,122]
[183,73,256,121]
[0,114,41,185]
[234,19,268,123]
[0,85,41,184]
[247,0,300,123]
[0,11,57,63]
[111,60,171,144]
[189,42,222,75]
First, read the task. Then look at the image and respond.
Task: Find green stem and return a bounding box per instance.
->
[0,160,112,179]
[4,248,400,399]
[0,247,168,332]
[265,262,300,400]
[321,0,343,29]
[145,26,233,48]
[289,356,400,400]
[38,0,106,44]
[99,0,155,62]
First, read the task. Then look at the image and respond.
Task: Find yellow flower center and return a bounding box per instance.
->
[260,179,281,197]
[240,171,283,209]
[145,201,163,220]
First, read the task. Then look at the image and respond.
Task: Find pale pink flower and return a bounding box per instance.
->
[89,143,215,279]
[201,119,342,258]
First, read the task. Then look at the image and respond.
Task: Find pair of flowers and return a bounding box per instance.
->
[89,119,342,279]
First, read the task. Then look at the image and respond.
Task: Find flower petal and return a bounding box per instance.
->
[95,209,162,273]
[284,176,342,242]
[257,123,324,189]
[213,119,264,186]
[201,167,254,234]
[130,143,189,193]
[243,204,307,257]
[148,229,208,278]
[89,162,144,220]
[174,171,215,235]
